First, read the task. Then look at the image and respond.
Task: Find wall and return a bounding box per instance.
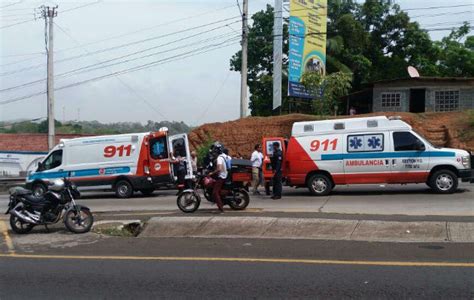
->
[372,88,409,112]
[0,151,46,177]
[425,87,474,112]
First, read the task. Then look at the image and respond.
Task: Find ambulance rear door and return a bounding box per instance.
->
[262,137,286,180]
[147,133,173,182]
[169,133,193,179]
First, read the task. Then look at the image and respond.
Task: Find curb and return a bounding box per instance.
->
[140,216,474,243]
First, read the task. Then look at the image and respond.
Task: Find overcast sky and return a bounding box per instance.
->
[0,0,472,126]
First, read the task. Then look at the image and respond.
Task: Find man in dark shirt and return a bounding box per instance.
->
[270,142,283,200]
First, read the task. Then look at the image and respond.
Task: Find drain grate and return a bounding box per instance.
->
[418,245,444,250]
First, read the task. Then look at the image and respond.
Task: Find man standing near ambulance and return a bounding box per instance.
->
[271,142,283,200]
[250,144,264,195]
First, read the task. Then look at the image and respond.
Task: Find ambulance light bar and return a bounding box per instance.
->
[159,127,169,132]
[367,120,378,128]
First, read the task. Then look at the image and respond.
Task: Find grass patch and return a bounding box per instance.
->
[94,222,142,237]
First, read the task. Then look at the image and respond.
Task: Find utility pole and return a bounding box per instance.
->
[273,0,283,114]
[240,0,248,118]
[41,6,57,150]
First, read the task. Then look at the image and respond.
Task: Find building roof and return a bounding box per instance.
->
[0,133,90,154]
[371,77,474,87]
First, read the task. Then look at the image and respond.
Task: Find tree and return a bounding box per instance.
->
[301,71,352,115]
[230,1,473,116]
[434,23,474,77]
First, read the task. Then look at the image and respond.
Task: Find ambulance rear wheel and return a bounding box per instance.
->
[115,180,134,198]
[429,169,458,194]
[307,174,333,196]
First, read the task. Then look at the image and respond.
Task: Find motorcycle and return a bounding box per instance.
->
[5,178,93,234]
[177,173,250,213]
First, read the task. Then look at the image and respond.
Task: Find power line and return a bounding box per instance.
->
[53,23,169,121]
[0,23,240,90]
[403,4,474,11]
[195,71,231,123]
[0,1,102,30]
[411,11,473,19]
[0,0,24,9]
[50,3,238,54]
[0,39,239,106]
[0,15,240,76]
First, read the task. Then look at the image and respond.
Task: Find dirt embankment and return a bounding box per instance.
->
[189,112,474,158]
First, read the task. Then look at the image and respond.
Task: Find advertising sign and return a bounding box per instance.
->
[288,0,327,98]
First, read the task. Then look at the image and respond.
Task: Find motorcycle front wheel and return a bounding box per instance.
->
[9,215,34,234]
[228,189,250,210]
[177,191,201,213]
[64,207,94,234]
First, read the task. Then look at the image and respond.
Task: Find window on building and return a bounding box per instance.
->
[393,132,425,151]
[435,90,459,112]
[150,137,168,159]
[381,93,401,109]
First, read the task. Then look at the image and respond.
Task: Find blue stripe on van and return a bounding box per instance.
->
[321,151,455,161]
[28,166,131,180]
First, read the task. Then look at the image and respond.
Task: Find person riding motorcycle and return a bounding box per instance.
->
[208,143,227,212]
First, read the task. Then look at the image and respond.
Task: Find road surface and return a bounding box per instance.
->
[2,183,472,216]
[1,238,473,299]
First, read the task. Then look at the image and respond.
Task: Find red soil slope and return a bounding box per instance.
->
[189,112,473,158]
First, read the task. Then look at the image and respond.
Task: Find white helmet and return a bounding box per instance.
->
[49,179,65,192]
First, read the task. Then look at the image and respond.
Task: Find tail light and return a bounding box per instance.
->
[143,160,150,174]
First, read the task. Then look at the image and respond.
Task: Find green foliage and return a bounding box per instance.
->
[0,120,191,135]
[301,71,352,115]
[230,1,473,116]
[196,138,214,167]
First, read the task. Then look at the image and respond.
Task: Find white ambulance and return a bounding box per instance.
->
[262,116,473,195]
[26,129,193,198]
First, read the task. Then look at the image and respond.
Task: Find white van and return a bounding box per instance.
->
[26,130,192,198]
[262,116,473,195]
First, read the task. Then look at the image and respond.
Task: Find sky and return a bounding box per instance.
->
[0,0,473,126]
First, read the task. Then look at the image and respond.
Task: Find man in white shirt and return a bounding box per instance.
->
[250,144,263,195]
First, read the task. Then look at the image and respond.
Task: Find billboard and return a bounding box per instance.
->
[288,0,327,98]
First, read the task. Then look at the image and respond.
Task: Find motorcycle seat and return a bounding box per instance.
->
[22,194,46,205]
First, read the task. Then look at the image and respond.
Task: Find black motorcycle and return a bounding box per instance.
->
[5,179,93,234]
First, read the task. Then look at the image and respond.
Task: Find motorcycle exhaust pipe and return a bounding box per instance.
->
[10,207,39,225]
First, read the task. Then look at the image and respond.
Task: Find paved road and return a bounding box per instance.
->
[2,183,472,216]
[1,238,473,299]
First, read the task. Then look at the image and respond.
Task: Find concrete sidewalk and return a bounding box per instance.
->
[140,216,474,243]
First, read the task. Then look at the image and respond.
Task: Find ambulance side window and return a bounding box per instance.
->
[150,137,168,159]
[172,138,186,157]
[42,150,63,170]
[393,132,425,151]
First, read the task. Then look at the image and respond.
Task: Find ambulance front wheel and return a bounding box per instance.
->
[115,180,134,198]
[429,169,458,194]
[307,173,333,196]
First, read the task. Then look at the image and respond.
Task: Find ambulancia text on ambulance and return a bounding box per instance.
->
[262,116,474,196]
[26,129,193,198]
